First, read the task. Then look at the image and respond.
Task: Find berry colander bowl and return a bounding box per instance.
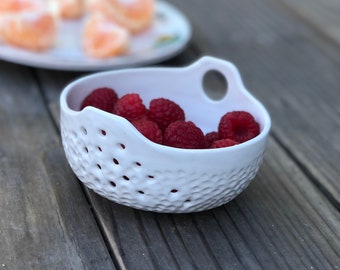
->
[60,56,271,213]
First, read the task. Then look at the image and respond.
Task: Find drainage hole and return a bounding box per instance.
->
[81,127,87,135]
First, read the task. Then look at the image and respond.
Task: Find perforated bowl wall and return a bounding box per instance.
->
[60,56,271,213]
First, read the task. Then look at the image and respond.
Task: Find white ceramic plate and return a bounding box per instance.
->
[0,1,191,71]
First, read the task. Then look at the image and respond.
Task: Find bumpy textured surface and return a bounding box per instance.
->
[60,56,271,213]
[61,111,266,213]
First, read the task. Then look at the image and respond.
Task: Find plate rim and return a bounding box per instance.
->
[0,0,192,71]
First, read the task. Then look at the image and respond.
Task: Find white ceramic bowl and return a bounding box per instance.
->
[60,56,271,213]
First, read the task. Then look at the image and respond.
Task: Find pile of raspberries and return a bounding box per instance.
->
[80,87,260,149]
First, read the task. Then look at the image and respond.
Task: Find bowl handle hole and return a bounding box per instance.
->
[202,69,228,101]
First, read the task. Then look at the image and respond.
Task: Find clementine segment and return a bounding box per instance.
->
[83,14,130,58]
[90,0,154,34]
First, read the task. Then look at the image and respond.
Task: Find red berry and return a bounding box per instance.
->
[204,131,220,148]
[218,111,260,143]
[114,93,147,121]
[211,138,238,149]
[132,119,163,144]
[133,111,151,121]
[163,121,205,149]
[81,87,118,113]
[148,98,185,131]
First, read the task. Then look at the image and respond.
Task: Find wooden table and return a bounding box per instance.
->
[1,0,340,269]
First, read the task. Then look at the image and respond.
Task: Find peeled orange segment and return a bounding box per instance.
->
[0,8,58,51]
[0,0,41,13]
[83,14,130,58]
[85,0,97,11]
[92,0,154,34]
[58,0,85,19]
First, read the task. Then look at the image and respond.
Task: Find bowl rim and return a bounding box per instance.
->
[60,57,271,154]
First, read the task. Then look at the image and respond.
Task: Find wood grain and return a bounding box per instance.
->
[0,62,115,269]
[168,0,340,207]
[43,64,340,270]
[271,0,340,46]
[80,138,340,270]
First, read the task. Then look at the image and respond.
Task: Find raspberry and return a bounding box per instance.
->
[81,87,118,113]
[163,121,205,149]
[204,131,220,148]
[133,111,150,122]
[114,93,147,121]
[211,138,238,149]
[148,98,185,131]
[132,119,163,144]
[218,111,260,143]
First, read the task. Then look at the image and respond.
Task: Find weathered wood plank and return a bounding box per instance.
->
[86,137,340,269]
[39,50,199,270]
[0,62,115,269]
[36,0,340,268]
[44,62,339,270]
[45,101,340,270]
[167,0,340,206]
[271,0,340,46]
